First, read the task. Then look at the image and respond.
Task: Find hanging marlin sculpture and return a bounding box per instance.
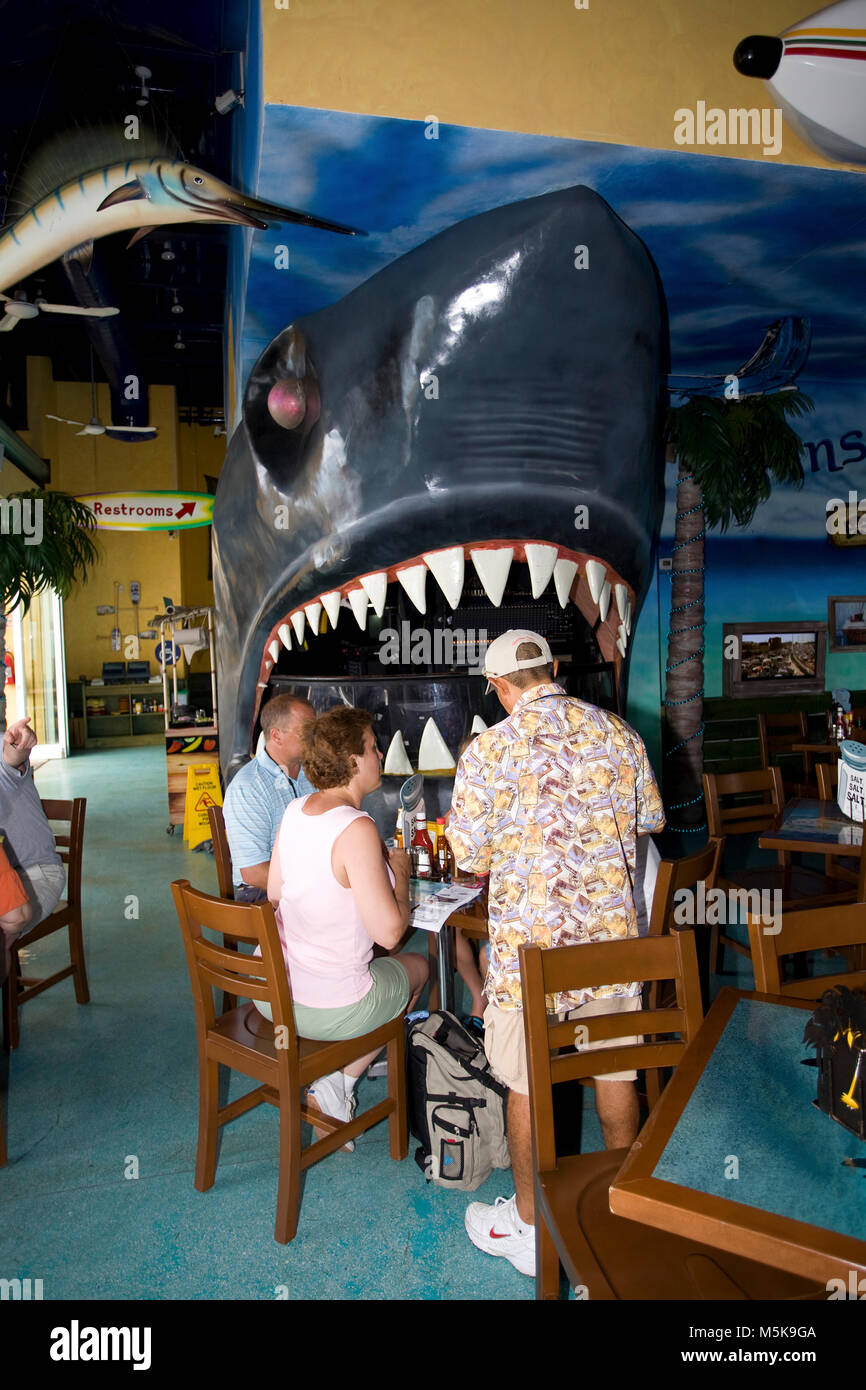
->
[0,143,363,295]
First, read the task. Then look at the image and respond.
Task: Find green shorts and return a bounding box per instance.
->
[254,956,411,1040]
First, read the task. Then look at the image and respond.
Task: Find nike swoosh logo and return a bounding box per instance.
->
[489,1228,510,1239]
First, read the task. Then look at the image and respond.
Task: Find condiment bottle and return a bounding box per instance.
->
[394,811,403,851]
[412,808,433,879]
[435,817,451,881]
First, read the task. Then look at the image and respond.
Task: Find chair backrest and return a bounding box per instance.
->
[40,798,85,908]
[702,767,784,839]
[816,760,839,799]
[171,879,297,1062]
[519,933,704,1173]
[647,838,724,936]
[207,805,235,900]
[748,888,866,999]
[756,710,808,770]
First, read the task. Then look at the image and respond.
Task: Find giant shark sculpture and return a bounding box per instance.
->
[213,184,668,783]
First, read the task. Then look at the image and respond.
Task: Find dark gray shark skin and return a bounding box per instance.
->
[213,185,668,782]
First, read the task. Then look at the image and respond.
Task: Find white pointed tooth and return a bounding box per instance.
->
[470,547,512,607]
[424,547,464,609]
[359,571,388,618]
[347,588,369,630]
[598,581,611,623]
[397,564,427,614]
[615,584,628,620]
[418,717,456,773]
[290,610,306,644]
[383,730,413,776]
[268,640,280,663]
[624,600,632,636]
[585,560,607,605]
[552,557,578,608]
[524,543,557,599]
[304,601,323,635]
[321,591,341,629]
[616,624,628,658]
[278,624,293,650]
[470,715,488,735]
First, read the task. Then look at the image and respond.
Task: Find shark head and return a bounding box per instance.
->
[213,184,668,784]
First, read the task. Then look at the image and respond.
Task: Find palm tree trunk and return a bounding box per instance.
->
[663,455,706,833]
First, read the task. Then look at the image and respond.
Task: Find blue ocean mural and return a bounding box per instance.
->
[228,102,866,754]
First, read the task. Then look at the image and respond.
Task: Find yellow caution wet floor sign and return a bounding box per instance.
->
[183,763,223,849]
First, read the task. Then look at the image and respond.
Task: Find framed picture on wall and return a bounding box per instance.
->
[828,597,866,653]
[722,621,827,698]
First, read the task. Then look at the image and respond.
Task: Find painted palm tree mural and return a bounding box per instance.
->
[662,388,814,832]
[0,491,98,729]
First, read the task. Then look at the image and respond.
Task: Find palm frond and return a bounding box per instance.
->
[0,490,99,613]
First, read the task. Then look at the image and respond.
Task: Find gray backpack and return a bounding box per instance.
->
[407,1011,511,1190]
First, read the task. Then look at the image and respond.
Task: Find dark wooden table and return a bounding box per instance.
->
[610,988,866,1283]
[758,796,863,859]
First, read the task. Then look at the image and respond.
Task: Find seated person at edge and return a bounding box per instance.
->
[223,694,316,903]
[257,706,428,1139]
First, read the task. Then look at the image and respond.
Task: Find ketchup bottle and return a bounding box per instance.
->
[412,809,434,879]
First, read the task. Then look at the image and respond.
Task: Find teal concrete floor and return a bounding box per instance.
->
[3,748,828,1300]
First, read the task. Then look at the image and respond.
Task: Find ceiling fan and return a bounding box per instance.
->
[46,356,157,437]
[0,288,120,333]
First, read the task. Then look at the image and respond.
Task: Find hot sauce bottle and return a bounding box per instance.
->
[412,808,434,879]
[435,817,451,881]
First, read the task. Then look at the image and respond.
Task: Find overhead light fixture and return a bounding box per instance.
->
[215,89,245,116]
[161,242,175,262]
[135,65,152,107]
[170,291,184,315]
[174,331,185,351]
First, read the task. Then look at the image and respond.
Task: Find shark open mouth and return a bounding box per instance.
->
[213,184,667,789]
[252,539,634,777]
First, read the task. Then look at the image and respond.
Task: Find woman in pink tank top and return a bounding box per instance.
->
[261,707,428,1146]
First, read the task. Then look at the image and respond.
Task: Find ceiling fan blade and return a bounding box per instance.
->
[39,303,120,317]
[106,425,159,433]
[45,414,86,426]
[0,314,19,332]
[0,293,10,303]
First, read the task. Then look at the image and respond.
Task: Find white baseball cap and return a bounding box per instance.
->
[482,629,554,693]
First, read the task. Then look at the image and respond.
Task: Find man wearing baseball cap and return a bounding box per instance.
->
[447,630,665,1277]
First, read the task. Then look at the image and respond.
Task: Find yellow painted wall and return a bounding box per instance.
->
[14,358,220,684]
[262,0,857,170]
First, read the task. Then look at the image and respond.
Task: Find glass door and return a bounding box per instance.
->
[7,590,68,759]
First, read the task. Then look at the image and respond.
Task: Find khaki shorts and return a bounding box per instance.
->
[484,993,644,1096]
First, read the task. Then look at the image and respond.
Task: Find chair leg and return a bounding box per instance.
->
[3,960,20,1051]
[68,916,90,1005]
[709,920,723,976]
[274,1089,302,1245]
[536,1211,562,1300]
[194,1059,220,1192]
[386,1029,408,1160]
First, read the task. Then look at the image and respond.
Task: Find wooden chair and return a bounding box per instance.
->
[702,769,845,973]
[748,891,866,999]
[816,761,838,800]
[171,879,407,1244]
[519,932,821,1300]
[3,799,88,1051]
[207,805,235,901]
[757,710,810,797]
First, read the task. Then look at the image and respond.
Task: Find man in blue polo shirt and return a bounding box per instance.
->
[223,694,316,902]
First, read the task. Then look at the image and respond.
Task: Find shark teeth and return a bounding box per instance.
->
[470,715,488,734]
[418,717,456,773]
[624,600,632,636]
[598,580,611,624]
[304,601,323,634]
[584,559,607,606]
[268,640,280,663]
[321,591,341,629]
[290,610,306,645]
[470,547,513,606]
[360,571,388,618]
[423,547,464,609]
[524,543,557,599]
[397,564,427,614]
[278,623,293,651]
[347,588,369,630]
[383,730,414,776]
[553,557,578,608]
[615,584,628,620]
[616,625,628,658]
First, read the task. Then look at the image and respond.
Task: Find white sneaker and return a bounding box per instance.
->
[307,1072,355,1152]
[464,1194,536,1276]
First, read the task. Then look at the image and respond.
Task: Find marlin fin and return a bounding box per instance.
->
[97,178,147,211]
[61,240,94,276]
[126,226,157,249]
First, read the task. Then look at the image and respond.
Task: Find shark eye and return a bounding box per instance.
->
[193,176,203,184]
